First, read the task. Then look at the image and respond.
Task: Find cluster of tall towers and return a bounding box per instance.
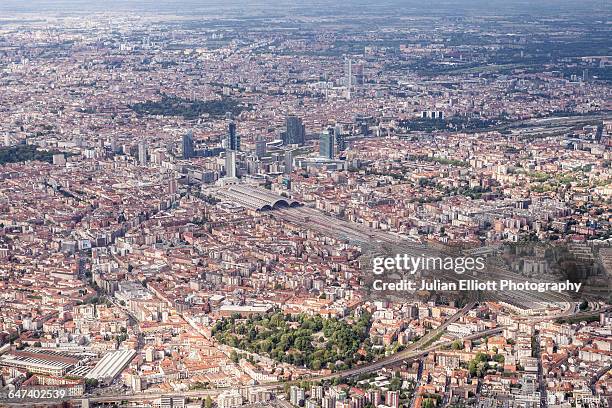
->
[174,112,345,181]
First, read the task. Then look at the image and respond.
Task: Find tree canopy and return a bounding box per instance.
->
[212,310,372,371]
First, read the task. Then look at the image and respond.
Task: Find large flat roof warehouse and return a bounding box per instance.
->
[0,350,80,376]
[85,349,136,384]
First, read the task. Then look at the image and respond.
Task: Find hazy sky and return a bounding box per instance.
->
[0,0,608,16]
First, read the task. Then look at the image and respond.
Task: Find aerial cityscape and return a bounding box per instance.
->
[0,1,610,407]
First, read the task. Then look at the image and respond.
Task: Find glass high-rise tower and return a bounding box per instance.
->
[182,131,194,159]
[284,115,305,146]
[319,129,335,159]
[227,121,240,151]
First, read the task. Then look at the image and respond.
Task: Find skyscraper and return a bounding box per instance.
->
[138,141,147,165]
[284,149,293,174]
[227,121,240,151]
[255,138,267,158]
[319,129,334,159]
[353,62,364,85]
[284,116,305,146]
[335,125,346,152]
[346,58,352,100]
[168,179,177,195]
[182,131,194,159]
[225,150,236,178]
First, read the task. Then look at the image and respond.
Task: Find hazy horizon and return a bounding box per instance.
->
[0,0,609,16]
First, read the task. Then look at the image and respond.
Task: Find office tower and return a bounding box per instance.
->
[138,142,147,165]
[284,115,305,146]
[3,133,10,147]
[319,129,335,159]
[225,150,236,178]
[246,156,259,175]
[284,149,293,174]
[353,62,364,85]
[255,139,267,158]
[583,68,590,82]
[346,58,352,100]
[227,121,240,151]
[335,125,346,152]
[150,150,165,165]
[110,138,117,154]
[168,179,177,195]
[182,131,194,159]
